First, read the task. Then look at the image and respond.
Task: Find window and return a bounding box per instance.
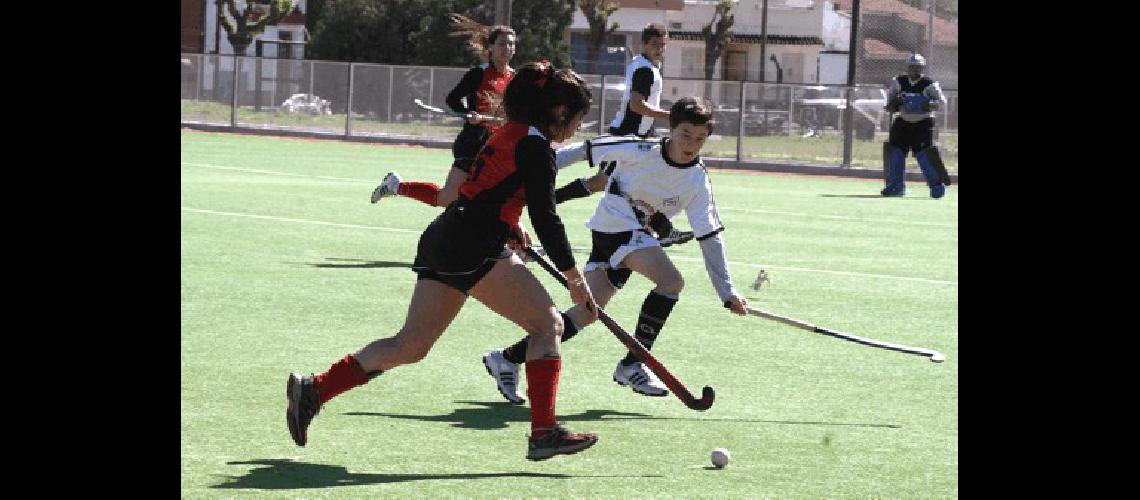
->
[570,32,628,75]
[681,47,704,78]
[279,31,293,59]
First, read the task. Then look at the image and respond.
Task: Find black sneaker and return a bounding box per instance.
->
[286,372,322,447]
[526,423,599,461]
[659,229,694,247]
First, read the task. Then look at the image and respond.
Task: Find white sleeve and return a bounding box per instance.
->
[698,233,739,303]
[684,173,725,239]
[589,138,657,171]
[553,141,588,170]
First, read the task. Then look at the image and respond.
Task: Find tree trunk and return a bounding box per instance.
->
[588,39,603,74]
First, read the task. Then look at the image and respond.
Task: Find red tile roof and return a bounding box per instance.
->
[863,38,911,57]
[278,11,305,24]
[833,0,957,44]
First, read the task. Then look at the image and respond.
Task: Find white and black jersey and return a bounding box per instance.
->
[585,136,722,238]
[608,54,663,137]
[580,137,739,302]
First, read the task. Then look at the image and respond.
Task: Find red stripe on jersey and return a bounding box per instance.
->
[458,122,537,228]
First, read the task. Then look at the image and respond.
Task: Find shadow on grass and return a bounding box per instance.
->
[301,257,413,269]
[212,459,660,490]
[345,400,900,430]
[345,401,651,430]
[818,194,937,200]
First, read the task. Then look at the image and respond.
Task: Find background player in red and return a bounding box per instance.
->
[370,15,515,208]
[288,61,602,462]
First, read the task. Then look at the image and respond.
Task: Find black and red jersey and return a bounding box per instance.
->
[457,122,576,271]
[447,63,514,135]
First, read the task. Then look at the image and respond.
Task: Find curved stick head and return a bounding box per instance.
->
[929,352,946,363]
[685,386,716,411]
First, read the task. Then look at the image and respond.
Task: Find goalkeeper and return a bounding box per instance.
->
[881,53,951,198]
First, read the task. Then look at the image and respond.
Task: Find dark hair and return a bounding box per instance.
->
[450,14,515,54]
[642,23,669,43]
[488,26,515,46]
[504,62,592,136]
[669,97,714,133]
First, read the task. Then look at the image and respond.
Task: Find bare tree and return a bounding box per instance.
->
[701,0,734,80]
[219,0,296,56]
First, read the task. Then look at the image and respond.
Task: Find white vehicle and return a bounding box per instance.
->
[280,93,332,116]
[796,86,888,139]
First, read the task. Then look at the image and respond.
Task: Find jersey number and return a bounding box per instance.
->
[469,145,495,182]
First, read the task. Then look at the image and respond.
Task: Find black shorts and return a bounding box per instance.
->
[412,203,512,294]
[586,230,644,289]
[888,117,934,155]
[452,125,490,173]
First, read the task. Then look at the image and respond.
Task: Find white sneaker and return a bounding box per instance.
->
[370,172,402,203]
[483,350,525,404]
[612,361,668,397]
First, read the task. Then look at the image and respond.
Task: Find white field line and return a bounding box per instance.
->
[718,206,956,228]
[670,255,956,286]
[180,162,372,183]
[180,207,419,234]
[182,162,955,228]
[181,207,957,286]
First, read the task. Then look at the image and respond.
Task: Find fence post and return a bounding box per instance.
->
[309,60,315,96]
[231,56,240,128]
[598,74,607,136]
[254,41,263,112]
[194,55,202,102]
[346,63,355,137]
[737,82,746,165]
[841,87,853,167]
[787,86,794,136]
[428,68,436,125]
[843,0,862,168]
[387,66,394,123]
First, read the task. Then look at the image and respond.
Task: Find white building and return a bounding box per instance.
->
[567,0,851,84]
[203,0,307,58]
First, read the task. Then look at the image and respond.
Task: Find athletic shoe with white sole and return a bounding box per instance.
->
[613,361,669,397]
[370,172,402,203]
[526,423,599,461]
[483,350,525,404]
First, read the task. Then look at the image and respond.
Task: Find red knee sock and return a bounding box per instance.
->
[525,357,561,437]
[313,355,370,404]
[397,182,442,207]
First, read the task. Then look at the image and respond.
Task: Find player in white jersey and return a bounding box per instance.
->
[551,23,694,247]
[482,97,749,402]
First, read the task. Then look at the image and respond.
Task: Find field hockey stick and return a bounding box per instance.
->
[413,98,505,124]
[742,305,946,363]
[523,246,715,411]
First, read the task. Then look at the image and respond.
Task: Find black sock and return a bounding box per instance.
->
[554,178,591,204]
[367,370,384,381]
[501,312,580,364]
[621,291,678,366]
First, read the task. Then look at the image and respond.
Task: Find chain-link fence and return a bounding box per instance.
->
[181,54,958,173]
[849,0,958,90]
